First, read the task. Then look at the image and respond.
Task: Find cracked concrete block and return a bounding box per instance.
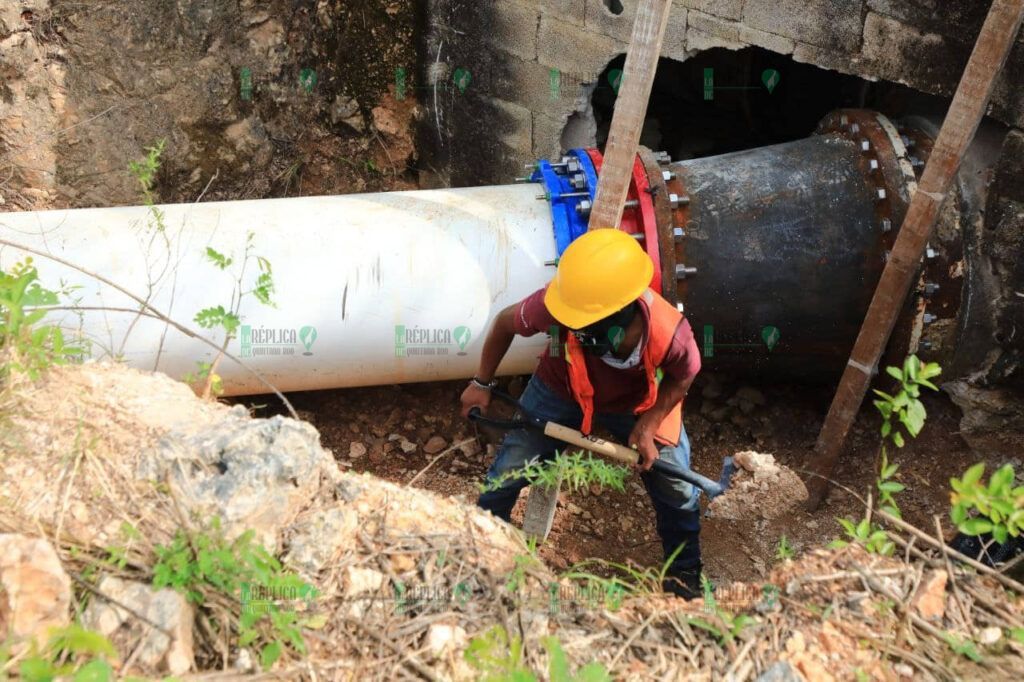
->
[680,0,742,22]
[483,96,534,155]
[541,0,585,26]
[584,0,687,53]
[744,0,863,52]
[492,0,541,62]
[738,25,796,55]
[862,12,966,92]
[486,52,582,116]
[533,111,568,161]
[538,14,626,79]
[686,10,745,52]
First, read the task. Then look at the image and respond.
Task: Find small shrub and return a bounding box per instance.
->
[950,463,1023,544]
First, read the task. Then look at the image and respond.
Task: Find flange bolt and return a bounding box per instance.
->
[675,264,697,279]
[923,282,940,297]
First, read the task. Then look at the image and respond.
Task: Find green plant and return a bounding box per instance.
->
[830,356,941,555]
[0,258,83,379]
[830,517,895,556]
[480,450,629,497]
[775,535,794,561]
[689,574,756,645]
[152,518,313,670]
[505,536,540,594]
[950,463,1023,544]
[941,632,983,662]
[4,624,117,682]
[464,626,610,682]
[192,234,275,397]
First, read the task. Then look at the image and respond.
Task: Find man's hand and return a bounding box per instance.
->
[628,415,660,472]
[460,383,492,418]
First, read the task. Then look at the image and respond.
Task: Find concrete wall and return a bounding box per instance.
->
[423,0,1024,186]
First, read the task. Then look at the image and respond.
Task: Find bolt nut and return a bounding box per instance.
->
[662,170,676,182]
[880,218,892,233]
[675,264,698,279]
[570,174,587,189]
[877,188,887,200]
[840,114,849,126]
[575,200,592,215]
[926,246,938,260]
[669,193,682,209]
[923,282,940,296]
[920,340,933,351]
[850,123,861,134]
[869,159,880,171]
[673,226,685,240]
[654,151,671,163]
[923,313,938,324]
[860,139,871,152]
[566,160,581,173]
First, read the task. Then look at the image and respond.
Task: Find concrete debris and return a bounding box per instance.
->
[139,413,336,549]
[707,451,808,520]
[349,441,368,459]
[0,534,71,646]
[83,576,194,676]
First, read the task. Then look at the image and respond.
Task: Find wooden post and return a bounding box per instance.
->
[806,0,1024,509]
[587,0,673,231]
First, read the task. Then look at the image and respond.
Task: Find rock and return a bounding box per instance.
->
[331,94,364,131]
[460,440,482,458]
[423,435,448,455]
[400,439,418,454]
[756,660,803,682]
[911,569,948,621]
[709,406,733,423]
[83,576,194,675]
[368,439,387,463]
[735,386,767,406]
[893,663,914,678]
[286,507,360,573]
[349,442,367,459]
[0,534,71,645]
[701,375,725,400]
[343,566,386,598]
[425,623,467,659]
[138,414,334,550]
[738,399,757,415]
[978,626,1002,645]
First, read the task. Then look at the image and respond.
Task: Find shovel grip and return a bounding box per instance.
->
[541,423,640,466]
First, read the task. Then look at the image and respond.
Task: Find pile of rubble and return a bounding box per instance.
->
[1,362,1022,680]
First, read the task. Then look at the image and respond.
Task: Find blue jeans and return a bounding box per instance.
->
[477,376,702,572]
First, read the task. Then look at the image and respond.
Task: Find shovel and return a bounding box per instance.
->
[468,389,736,499]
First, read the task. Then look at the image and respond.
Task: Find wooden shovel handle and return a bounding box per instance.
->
[542,422,640,466]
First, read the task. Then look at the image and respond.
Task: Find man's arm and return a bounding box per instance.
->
[459,304,518,417]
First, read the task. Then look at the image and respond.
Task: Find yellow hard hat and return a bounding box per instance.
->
[544,229,654,329]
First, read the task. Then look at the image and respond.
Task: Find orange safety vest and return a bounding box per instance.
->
[563,288,684,446]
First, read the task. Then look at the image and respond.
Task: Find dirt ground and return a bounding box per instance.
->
[246,371,995,586]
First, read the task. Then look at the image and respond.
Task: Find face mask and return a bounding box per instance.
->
[571,303,637,356]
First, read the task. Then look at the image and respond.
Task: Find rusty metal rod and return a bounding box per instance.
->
[805,0,1024,510]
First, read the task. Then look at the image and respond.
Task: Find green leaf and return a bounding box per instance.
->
[886,366,904,381]
[892,431,905,448]
[962,463,986,486]
[260,641,282,670]
[20,657,56,682]
[878,481,905,494]
[959,518,993,536]
[950,504,967,525]
[992,525,1009,544]
[73,660,113,682]
[205,247,234,270]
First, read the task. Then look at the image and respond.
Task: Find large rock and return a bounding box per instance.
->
[0,534,71,646]
[138,413,336,549]
[83,576,194,676]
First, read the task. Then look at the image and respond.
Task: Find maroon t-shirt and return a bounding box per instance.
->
[513,288,702,414]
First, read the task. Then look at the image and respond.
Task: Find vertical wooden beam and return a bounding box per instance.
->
[806,0,1024,509]
[587,0,673,231]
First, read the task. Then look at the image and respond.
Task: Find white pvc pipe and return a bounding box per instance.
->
[0,185,555,395]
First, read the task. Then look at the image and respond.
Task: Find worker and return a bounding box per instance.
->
[460,229,704,598]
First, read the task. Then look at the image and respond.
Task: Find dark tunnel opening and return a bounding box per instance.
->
[589,47,956,161]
